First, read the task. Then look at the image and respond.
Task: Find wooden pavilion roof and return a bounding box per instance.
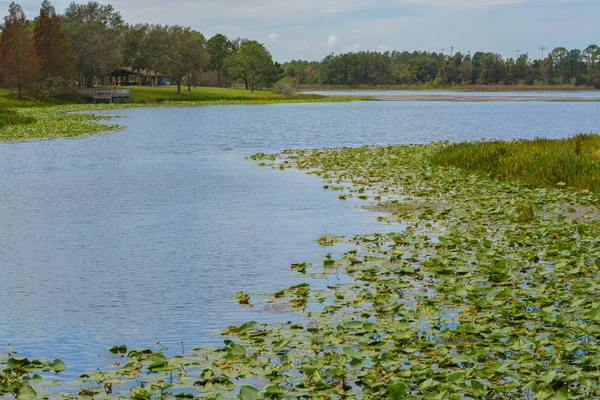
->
[111,67,167,77]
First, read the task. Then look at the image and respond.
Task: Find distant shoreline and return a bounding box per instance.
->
[300,84,599,92]
[370,95,600,102]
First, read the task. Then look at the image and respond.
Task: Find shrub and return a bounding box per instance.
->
[273,77,299,97]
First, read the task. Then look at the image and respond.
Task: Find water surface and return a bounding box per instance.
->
[1,100,600,374]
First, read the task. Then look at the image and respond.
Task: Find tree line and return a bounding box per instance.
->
[283,47,600,88]
[0,1,282,99]
[2,0,599,101]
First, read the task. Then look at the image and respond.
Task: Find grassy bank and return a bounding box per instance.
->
[4,140,600,399]
[301,83,598,92]
[128,86,327,102]
[431,134,600,193]
[0,87,368,142]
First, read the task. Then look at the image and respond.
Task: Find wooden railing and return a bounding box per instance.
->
[77,88,130,100]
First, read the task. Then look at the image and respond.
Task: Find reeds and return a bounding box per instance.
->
[431,134,600,193]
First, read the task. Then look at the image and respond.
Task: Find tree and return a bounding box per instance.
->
[0,2,38,99]
[206,33,232,87]
[185,30,207,91]
[122,23,150,79]
[141,24,168,85]
[32,0,76,97]
[63,1,124,88]
[227,40,273,92]
[161,26,206,94]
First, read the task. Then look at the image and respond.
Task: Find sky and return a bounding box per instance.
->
[1,0,598,62]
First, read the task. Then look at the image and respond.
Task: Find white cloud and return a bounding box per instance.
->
[327,35,340,48]
[268,32,279,42]
[1,0,592,62]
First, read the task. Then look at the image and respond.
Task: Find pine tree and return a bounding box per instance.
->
[0,2,39,100]
[32,0,76,97]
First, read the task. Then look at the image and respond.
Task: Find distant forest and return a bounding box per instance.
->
[283,48,600,88]
[1,0,599,101]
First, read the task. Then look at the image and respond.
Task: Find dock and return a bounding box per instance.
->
[77,88,131,102]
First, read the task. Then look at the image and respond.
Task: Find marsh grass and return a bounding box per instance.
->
[431,134,600,193]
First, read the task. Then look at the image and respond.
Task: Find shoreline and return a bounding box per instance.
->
[300,84,599,92]
[370,94,600,102]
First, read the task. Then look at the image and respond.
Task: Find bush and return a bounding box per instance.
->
[273,77,299,97]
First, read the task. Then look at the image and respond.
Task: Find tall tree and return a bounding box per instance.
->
[63,1,124,88]
[206,33,232,87]
[185,29,207,91]
[32,0,76,97]
[141,24,168,85]
[161,26,206,94]
[0,2,38,99]
[227,40,273,92]
[122,23,150,78]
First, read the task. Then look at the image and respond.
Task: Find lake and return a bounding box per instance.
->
[1,99,600,375]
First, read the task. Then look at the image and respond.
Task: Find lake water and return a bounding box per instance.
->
[1,99,600,375]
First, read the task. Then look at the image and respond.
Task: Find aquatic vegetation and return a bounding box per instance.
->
[0,108,36,129]
[431,134,600,193]
[3,142,600,398]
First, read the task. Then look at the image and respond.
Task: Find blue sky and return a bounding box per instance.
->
[1,0,598,62]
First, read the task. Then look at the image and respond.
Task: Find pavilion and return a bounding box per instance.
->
[110,67,168,86]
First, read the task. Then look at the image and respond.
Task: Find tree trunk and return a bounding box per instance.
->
[177,79,182,94]
[251,75,255,93]
[244,77,248,90]
[187,73,191,91]
[85,72,94,88]
[217,67,221,87]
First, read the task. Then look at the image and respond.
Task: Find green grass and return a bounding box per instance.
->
[127,85,328,103]
[431,134,600,193]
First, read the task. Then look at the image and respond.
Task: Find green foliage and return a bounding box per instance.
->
[0,2,38,100]
[431,134,600,193]
[282,45,600,87]
[32,0,77,98]
[1,355,67,398]
[160,26,207,94]
[227,40,274,92]
[206,33,233,87]
[63,1,124,88]
[516,201,536,222]
[0,108,35,129]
